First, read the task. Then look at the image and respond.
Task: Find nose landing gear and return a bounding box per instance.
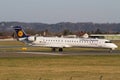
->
[109,48,114,53]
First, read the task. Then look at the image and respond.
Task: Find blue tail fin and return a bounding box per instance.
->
[13,26,29,42]
[13,26,28,38]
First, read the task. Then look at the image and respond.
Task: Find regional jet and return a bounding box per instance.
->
[13,26,118,52]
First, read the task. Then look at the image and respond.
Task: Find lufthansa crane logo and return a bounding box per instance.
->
[18,30,23,37]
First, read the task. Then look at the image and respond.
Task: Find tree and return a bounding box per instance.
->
[62,29,72,36]
[0,32,3,36]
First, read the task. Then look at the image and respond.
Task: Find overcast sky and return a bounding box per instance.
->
[0,0,120,23]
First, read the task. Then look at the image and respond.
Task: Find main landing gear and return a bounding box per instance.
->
[52,48,63,52]
[59,48,63,52]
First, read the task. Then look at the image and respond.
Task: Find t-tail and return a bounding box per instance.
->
[13,26,29,42]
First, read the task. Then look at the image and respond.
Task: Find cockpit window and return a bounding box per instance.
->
[105,41,112,43]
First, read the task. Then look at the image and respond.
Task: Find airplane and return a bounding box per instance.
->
[13,26,118,52]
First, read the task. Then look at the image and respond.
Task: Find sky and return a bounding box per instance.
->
[0,0,120,23]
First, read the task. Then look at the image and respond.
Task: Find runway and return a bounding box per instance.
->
[0,50,120,57]
[19,50,120,55]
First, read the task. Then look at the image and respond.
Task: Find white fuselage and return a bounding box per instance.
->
[27,36,118,50]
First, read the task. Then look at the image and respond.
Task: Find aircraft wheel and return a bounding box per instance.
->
[109,49,112,53]
[59,48,63,52]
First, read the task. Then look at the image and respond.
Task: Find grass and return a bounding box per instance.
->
[0,41,24,46]
[0,55,120,80]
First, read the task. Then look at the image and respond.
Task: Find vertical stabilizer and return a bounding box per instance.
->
[13,26,28,41]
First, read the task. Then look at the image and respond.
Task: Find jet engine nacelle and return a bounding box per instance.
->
[28,36,36,41]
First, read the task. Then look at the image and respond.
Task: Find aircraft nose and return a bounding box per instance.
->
[112,44,118,49]
[114,44,118,48]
